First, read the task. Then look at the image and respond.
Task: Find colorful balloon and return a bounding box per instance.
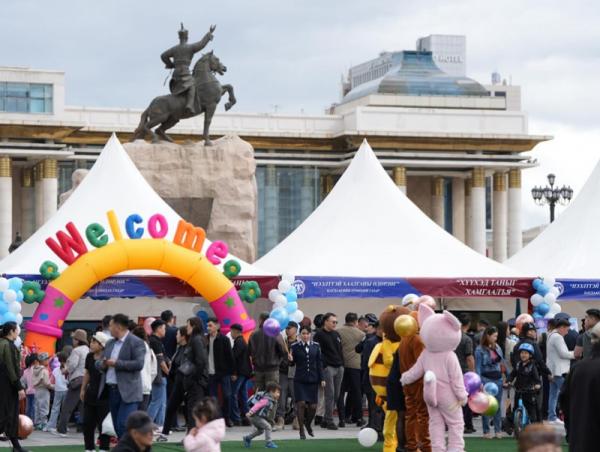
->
[263,318,281,338]
[543,277,556,288]
[268,289,280,303]
[544,292,557,305]
[8,278,23,292]
[468,391,491,414]
[530,293,544,307]
[9,302,22,314]
[290,310,304,323]
[536,302,550,316]
[417,295,437,310]
[143,317,156,336]
[3,289,17,303]
[394,314,418,338]
[270,307,289,329]
[537,284,550,296]
[402,293,419,308]
[463,372,482,395]
[532,278,543,290]
[358,427,378,448]
[483,395,499,416]
[285,301,298,314]
[515,313,534,332]
[483,382,499,396]
[281,273,295,284]
[285,289,298,303]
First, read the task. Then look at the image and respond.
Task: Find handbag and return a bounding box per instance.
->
[102,413,116,437]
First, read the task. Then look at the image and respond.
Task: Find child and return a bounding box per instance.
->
[243,382,281,449]
[507,342,541,423]
[183,397,225,452]
[47,352,68,432]
[518,423,562,452]
[21,353,38,421]
[32,352,54,430]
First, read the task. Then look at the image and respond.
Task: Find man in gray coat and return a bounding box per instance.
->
[97,313,146,439]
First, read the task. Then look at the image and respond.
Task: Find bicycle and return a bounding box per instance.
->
[511,387,539,439]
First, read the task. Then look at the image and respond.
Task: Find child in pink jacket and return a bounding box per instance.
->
[183,397,226,452]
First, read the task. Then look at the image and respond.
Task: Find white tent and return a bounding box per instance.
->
[0,134,267,278]
[257,139,522,279]
[507,158,600,279]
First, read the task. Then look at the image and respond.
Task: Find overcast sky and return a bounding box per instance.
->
[2,0,599,229]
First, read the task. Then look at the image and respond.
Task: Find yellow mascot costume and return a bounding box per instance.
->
[368,305,408,452]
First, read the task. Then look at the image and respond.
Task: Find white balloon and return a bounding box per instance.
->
[544,312,555,319]
[544,292,557,305]
[281,273,296,284]
[9,302,21,314]
[15,314,23,325]
[268,289,281,303]
[530,294,544,307]
[402,293,419,307]
[14,337,22,348]
[543,277,556,288]
[549,303,562,315]
[3,289,16,303]
[16,325,21,336]
[291,310,304,323]
[358,427,378,448]
[549,286,560,297]
[0,278,8,292]
[274,299,287,309]
[278,280,292,293]
[275,294,287,305]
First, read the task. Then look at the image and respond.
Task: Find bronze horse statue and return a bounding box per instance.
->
[132,51,236,145]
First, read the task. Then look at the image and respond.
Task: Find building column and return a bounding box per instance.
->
[299,167,314,221]
[452,177,465,242]
[393,166,407,194]
[469,168,486,254]
[34,163,43,229]
[493,172,508,262]
[465,178,472,246]
[41,159,58,223]
[0,157,12,258]
[20,168,35,239]
[508,168,523,257]
[431,177,444,227]
[264,165,279,252]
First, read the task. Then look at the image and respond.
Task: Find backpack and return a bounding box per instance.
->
[247,391,265,410]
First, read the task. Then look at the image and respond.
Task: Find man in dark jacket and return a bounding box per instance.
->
[230,323,252,426]
[355,320,383,432]
[249,312,286,391]
[112,411,153,452]
[561,322,600,452]
[206,318,234,427]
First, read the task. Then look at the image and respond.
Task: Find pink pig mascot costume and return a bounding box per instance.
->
[401,304,468,452]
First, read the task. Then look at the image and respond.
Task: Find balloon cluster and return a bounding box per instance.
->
[264,274,302,338]
[0,277,25,326]
[530,277,561,320]
[402,293,437,312]
[464,371,499,416]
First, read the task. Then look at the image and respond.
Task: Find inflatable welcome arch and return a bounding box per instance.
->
[25,210,255,353]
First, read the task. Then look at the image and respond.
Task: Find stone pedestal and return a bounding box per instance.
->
[125,135,258,262]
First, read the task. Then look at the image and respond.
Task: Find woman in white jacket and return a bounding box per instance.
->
[546,318,575,423]
[132,326,158,411]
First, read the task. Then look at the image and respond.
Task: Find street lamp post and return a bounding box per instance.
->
[531,173,573,223]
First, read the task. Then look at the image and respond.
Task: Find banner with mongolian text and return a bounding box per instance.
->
[5,274,279,300]
[294,276,534,299]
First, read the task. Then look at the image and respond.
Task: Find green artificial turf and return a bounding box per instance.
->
[18,437,569,452]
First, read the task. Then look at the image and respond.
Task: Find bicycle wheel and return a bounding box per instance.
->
[514,409,524,439]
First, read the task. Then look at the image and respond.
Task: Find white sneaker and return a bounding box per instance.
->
[50,430,67,438]
[551,419,564,425]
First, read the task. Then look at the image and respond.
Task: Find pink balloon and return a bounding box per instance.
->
[516,313,534,332]
[143,317,156,336]
[468,391,491,414]
[417,295,437,310]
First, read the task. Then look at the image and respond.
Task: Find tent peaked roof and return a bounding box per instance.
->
[507,157,600,279]
[0,134,266,276]
[256,139,521,277]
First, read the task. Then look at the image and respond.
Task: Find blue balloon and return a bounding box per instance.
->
[532,278,544,290]
[2,312,16,324]
[270,307,289,330]
[483,382,499,396]
[536,302,550,316]
[285,290,298,303]
[16,291,23,303]
[0,302,7,315]
[196,310,209,330]
[537,284,550,296]
[285,302,298,314]
[8,278,23,292]
[532,312,543,320]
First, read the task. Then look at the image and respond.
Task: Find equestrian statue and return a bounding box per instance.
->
[132,24,236,145]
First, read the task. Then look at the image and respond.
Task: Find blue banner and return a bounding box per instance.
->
[556,280,600,300]
[294,276,421,299]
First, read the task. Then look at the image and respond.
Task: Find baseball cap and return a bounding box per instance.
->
[521,322,537,334]
[125,411,156,434]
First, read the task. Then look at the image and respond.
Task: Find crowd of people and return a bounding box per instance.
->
[0,306,598,451]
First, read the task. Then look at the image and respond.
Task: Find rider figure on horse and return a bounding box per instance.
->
[161,23,215,115]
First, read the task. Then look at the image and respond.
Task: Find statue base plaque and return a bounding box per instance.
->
[124,134,257,262]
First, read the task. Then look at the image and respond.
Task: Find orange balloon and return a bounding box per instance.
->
[515,313,534,332]
[18,415,33,439]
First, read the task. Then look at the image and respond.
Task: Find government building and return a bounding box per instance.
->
[0,34,550,262]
